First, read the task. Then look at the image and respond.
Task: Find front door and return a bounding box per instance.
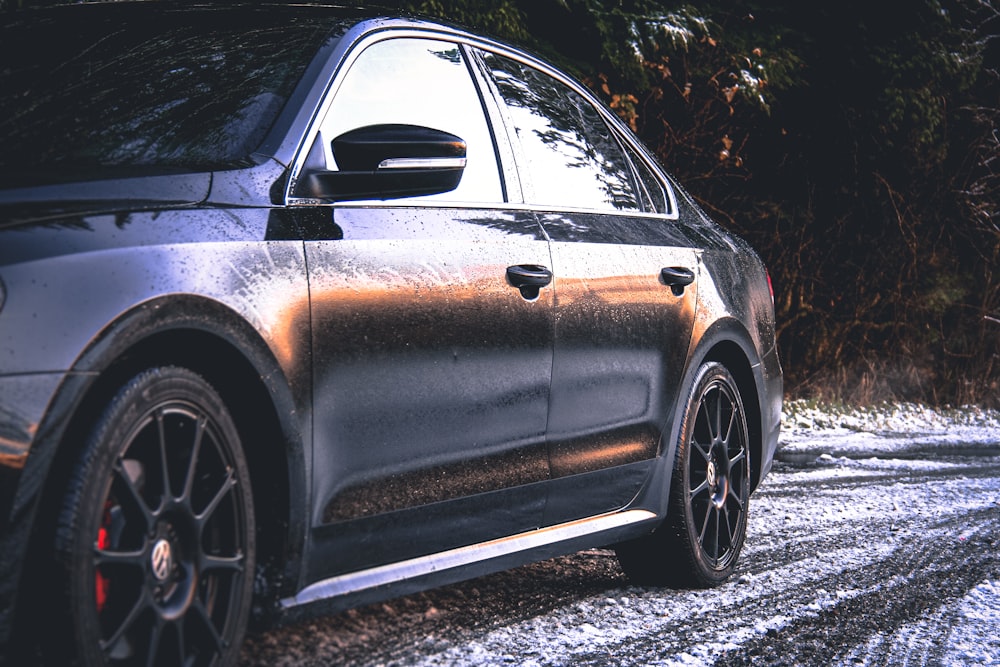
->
[301,37,554,582]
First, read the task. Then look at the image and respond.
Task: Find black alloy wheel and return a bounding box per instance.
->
[677,362,750,582]
[52,367,255,666]
[615,361,750,588]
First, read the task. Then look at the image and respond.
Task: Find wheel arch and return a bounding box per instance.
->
[689,321,766,493]
[23,295,308,629]
[615,320,763,587]
[701,340,764,492]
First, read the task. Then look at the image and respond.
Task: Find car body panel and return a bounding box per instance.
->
[541,215,700,523]
[0,4,781,659]
[0,209,311,376]
[304,205,555,580]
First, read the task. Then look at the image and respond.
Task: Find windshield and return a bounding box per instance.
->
[0,4,344,183]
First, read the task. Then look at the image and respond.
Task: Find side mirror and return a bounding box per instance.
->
[299,124,466,201]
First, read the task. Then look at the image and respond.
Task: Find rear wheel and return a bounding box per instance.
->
[616,361,750,588]
[52,367,255,666]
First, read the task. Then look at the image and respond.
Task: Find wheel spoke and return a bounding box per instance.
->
[726,484,745,511]
[111,460,155,531]
[690,477,711,498]
[174,617,187,667]
[191,597,227,655]
[695,403,713,453]
[95,545,146,570]
[101,589,149,655]
[730,469,746,495]
[201,552,245,574]
[182,416,207,504]
[722,505,736,546]
[144,617,165,667]
[728,447,746,468]
[711,388,722,442]
[709,507,721,560]
[721,397,736,446]
[697,501,712,545]
[692,439,712,463]
[196,468,236,526]
[155,409,173,500]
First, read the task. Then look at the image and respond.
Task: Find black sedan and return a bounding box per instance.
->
[0,3,782,665]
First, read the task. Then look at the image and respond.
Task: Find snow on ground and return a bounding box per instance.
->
[779,399,1000,460]
[241,401,1000,666]
[779,400,1000,667]
[943,579,1000,665]
[410,402,1000,667]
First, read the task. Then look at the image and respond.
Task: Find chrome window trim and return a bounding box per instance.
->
[284,21,678,219]
[297,198,679,221]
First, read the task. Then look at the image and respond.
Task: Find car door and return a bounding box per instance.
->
[476,49,700,526]
[296,37,554,582]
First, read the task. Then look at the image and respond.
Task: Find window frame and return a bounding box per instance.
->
[285,28,515,208]
[284,22,677,220]
[468,44,679,220]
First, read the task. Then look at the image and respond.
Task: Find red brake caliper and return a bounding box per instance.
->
[95,501,112,612]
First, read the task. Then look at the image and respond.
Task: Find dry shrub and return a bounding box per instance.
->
[788,354,1000,408]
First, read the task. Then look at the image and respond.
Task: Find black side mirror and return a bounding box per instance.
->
[298,124,466,201]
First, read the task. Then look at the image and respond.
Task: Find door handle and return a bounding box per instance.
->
[506,264,552,300]
[661,266,695,295]
[507,264,553,288]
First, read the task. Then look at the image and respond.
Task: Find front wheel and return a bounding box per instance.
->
[616,361,751,588]
[51,367,255,666]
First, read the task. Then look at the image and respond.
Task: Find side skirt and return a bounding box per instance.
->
[280,508,657,616]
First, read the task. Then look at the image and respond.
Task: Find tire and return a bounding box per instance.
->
[616,361,750,588]
[51,367,255,666]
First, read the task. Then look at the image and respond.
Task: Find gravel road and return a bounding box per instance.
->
[241,407,1000,666]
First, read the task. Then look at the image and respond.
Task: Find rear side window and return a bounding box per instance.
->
[479,50,641,212]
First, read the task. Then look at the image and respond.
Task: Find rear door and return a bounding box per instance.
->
[476,49,699,526]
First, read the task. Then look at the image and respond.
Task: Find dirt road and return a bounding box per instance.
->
[241,448,1000,666]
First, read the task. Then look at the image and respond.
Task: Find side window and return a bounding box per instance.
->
[320,38,503,203]
[479,51,641,212]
